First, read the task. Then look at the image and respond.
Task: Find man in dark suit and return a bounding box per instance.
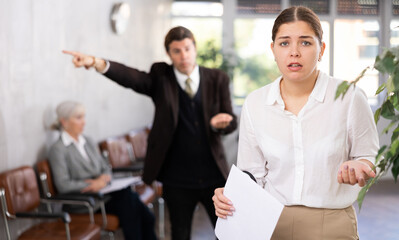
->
[64,26,237,240]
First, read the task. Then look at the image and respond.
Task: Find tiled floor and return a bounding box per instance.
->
[113,202,215,240]
[355,180,399,240]
[114,180,398,240]
[154,202,215,240]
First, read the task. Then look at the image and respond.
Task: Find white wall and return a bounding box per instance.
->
[0,0,172,238]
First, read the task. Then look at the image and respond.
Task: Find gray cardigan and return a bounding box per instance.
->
[48,136,111,194]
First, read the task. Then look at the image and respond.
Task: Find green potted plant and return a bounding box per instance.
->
[335,45,399,208]
[196,39,239,80]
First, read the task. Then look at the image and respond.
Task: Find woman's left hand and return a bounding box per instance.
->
[337,160,376,187]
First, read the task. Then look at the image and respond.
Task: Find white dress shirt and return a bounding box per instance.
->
[237,71,379,209]
[174,65,200,95]
[99,60,110,74]
[61,131,90,162]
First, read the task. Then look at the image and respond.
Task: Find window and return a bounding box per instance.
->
[337,0,379,15]
[171,1,223,70]
[233,19,278,105]
[334,20,379,105]
[290,0,330,14]
[171,0,395,107]
[393,0,399,15]
[171,1,223,17]
[236,0,281,14]
[391,20,399,47]
[319,22,330,74]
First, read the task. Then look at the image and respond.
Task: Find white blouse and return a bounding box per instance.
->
[237,71,379,209]
[61,131,90,162]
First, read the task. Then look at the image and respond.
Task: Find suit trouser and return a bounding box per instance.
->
[163,185,221,240]
[106,187,157,240]
[271,205,359,240]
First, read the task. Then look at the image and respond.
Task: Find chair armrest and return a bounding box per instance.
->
[41,196,97,223]
[44,194,96,207]
[112,167,143,174]
[59,192,112,229]
[112,162,144,173]
[60,192,112,208]
[40,198,95,211]
[59,191,107,201]
[16,211,71,223]
[134,158,145,163]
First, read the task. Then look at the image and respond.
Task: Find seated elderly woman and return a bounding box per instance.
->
[48,101,157,240]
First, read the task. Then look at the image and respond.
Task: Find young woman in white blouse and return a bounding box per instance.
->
[212,6,379,240]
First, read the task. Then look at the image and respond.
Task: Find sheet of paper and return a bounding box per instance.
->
[100,176,142,194]
[215,165,284,240]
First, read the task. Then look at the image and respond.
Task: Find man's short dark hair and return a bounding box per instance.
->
[164,26,196,52]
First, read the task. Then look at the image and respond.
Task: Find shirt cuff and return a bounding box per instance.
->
[211,125,219,132]
[353,157,375,163]
[211,125,226,134]
[97,60,110,74]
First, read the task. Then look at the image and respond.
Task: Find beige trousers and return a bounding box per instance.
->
[271,205,359,240]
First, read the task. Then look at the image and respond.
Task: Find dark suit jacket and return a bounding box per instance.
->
[104,61,237,185]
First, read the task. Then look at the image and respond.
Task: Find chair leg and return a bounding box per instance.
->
[64,223,71,240]
[100,201,108,229]
[100,229,115,240]
[107,230,115,240]
[147,202,154,211]
[158,197,165,239]
[0,189,12,240]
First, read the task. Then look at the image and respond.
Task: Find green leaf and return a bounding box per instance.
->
[382,121,396,135]
[392,155,399,182]
[390,138,399,156]
[391,92,399,111]
[357,185,368,210]
[375,145,388,169]
[335,81,350,100]
[374,107,382,124]
[390,46,399,60]
[380,100,396,120]
[386,149,394,160]
[353,67,370,84]
[392,125,399,143]
[357,177,376,210]
[376,146,388,171]
[377,145,388,158]
[387,76,395,93]
[374,50,396,74]
[393,71,399,91]
[375,83,386,95]
[378,159,387,172]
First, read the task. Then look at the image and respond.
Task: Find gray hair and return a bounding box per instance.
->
[51,101,85,130]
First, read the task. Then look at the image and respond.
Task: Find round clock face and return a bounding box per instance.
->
[111,2,131,35]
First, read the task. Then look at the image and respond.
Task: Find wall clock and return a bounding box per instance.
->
[111,2,131,35]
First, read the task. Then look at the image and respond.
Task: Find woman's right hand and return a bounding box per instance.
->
[212,187,235,219]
